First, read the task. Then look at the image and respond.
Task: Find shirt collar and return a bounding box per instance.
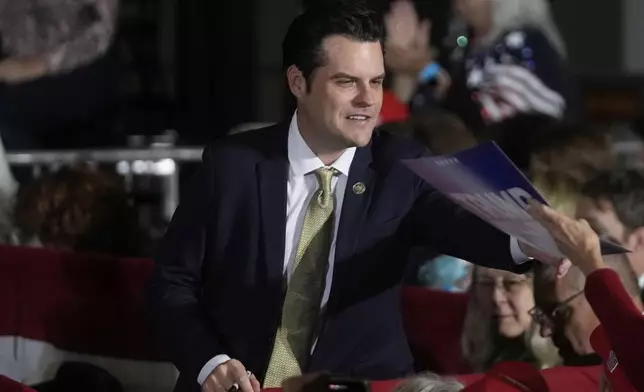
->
[287,112,356,177]
[638,274,644,290]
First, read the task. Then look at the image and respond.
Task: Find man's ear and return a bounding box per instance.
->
[287,65,307,99]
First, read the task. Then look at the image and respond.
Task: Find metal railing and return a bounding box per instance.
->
[5,138,644,220]
[6,147,204,221]
[5,147,204,165]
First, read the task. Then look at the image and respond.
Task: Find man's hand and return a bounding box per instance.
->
[518,240,572,278]
[202,359,261,392]
[527,199,605,276]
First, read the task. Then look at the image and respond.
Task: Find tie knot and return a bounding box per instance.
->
[314,167,337,194]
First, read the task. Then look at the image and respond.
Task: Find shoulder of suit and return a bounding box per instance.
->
[371,128,429,160]
[203,122,288,162]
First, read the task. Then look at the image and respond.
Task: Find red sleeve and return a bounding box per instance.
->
[585,268,644,391]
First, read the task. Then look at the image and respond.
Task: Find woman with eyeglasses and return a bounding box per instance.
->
[460,266,559,372]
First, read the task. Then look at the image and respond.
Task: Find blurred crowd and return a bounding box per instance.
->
[1,0,644,391]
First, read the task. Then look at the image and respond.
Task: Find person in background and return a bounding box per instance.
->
[0,0,120,151]
[14,164,145,256]
[530,199,644,391]
[0,0,119,84]
[461,267,558,372]
[479,114,557,173]
[409,108,476,154]
[375,108,475,156]
[444,0,571,131]
[575,169,644,293]
[528,123,612,186]
[531,242,641,368]
[528,170,618,368]
[383,0,451,110]
[393,373,464,392]
[382,0,571,133]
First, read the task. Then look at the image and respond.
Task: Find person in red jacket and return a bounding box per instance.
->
[529,199,644,391]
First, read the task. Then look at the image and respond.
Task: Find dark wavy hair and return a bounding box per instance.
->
[14,164,144,256]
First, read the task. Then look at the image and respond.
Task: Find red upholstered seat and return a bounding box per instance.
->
[0,245,163,361]
[400,286,470,374]
[0,245,176,390]
[0,374,38,392]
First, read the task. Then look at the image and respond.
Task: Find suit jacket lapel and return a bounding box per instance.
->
[257,124,289,284]
[330,146,375,303]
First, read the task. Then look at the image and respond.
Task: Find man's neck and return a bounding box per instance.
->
[296,113,344,166]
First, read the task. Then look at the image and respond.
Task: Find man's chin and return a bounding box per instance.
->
[347,132,374,148]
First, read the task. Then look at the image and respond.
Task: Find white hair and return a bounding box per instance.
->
[481,0,567,58]
[392,373,464,392]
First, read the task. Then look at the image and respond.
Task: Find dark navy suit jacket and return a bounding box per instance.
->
[147,122,531,391]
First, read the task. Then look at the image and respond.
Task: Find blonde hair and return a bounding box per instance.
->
[529,125,613,187]
[481,0,567,58]
[532,173,580,217]
[392,373,463,392]
[461,268,560,372]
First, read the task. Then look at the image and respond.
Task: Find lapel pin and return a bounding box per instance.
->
[352,182,366,195]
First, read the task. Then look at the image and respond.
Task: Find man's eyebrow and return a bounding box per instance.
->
[330,72,357,79]
[329,72,386,80]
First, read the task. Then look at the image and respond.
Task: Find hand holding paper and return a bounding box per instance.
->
[402,141,628,266]
[527,199,608,277]
[517,240,572,278]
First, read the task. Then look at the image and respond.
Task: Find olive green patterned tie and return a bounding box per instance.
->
[263,167,338,387]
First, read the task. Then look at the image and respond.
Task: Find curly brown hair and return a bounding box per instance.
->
[14,164,144,256]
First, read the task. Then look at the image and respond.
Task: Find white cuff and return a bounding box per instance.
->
[510,237,533,265]
[197,354,231,385]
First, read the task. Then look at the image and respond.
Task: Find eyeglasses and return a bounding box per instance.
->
[528,290,585,330]
[474,277,530,294]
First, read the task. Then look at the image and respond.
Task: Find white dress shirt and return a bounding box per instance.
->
[197,113,530,384]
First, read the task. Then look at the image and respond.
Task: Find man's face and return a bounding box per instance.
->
[552,275,599,356]
[576,196,644,277]
[534,272,600,363]
[576,197,626,242]
[293,35,385,150]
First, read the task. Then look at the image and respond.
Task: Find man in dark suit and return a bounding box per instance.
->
[147,2,564,392]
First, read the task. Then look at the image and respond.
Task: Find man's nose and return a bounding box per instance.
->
[355,85,376,107]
